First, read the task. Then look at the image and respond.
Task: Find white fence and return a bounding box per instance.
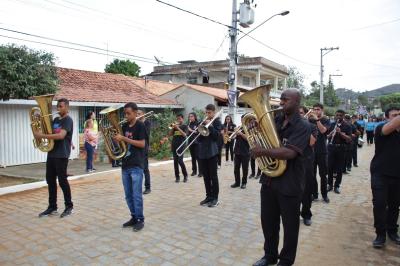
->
[0,100,79,167]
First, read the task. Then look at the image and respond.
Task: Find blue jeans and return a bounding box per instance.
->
[122,167,144,220]
[85,142,94,171]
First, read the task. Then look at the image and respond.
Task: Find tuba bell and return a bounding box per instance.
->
[99,105,127,160]
[30,94,55,152]
[239,85,287,177]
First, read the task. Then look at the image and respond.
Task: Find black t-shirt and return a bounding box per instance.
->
[313,117,330,154]
[370,123,400,178]
[304,120,317,160]
[188,121,200,144]
[48,116,73,159]
[171,124,187,150]
[233,130,250,156]
[198,118,222,159]
[327,121,352,145]
[224,122,236,136]
[143,120,151,152]
[260,112,311,197]
[121,121,146,169]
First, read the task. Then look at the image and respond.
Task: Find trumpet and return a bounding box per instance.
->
[227,125,243,142]
[137,111,154,120]
[176,109,223,156]
[168,122,178,130]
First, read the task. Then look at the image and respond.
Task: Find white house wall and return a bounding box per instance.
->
[0,103,79,167]
[160,87,215,117]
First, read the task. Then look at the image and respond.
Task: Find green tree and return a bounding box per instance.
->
[105,59,141,77]
[0,44,58,100]
[286,66,306,94]
[357,94,368,106]
[379,93,400,111]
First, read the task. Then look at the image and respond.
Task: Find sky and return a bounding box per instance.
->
[1,0,399,92]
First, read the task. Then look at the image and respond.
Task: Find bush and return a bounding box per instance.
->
[149,108,177,160]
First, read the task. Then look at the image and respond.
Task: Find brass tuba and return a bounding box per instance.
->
[30,94,55,152]
[239,85,287,177]
[99,105,127,160]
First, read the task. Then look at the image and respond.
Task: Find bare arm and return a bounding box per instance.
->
[316,120,327,134]
[382,116,400,135]
[310,135,316,146]
[251,146,298,160]
[34,129,67,140]
[114,134,145,148]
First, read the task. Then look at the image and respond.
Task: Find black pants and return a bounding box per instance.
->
[143,152,150,189]
[301,158,314,219]
[261,185,301,265]
[344,146,352,172]
[217,148,222,167]
[225,141,234,161]
[366,131,374,144]
[189,144,199,174]
[328,145,345,188]
[313,153,328,198]
[46,158,73,209]
[199,155,219,200]
[234,154,250,185]
[250,158,261,176]
[371,174,400,236]
[173,150,187,180]
[351,142,358,166]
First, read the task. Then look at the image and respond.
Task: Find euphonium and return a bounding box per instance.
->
[239,85,287,177]
[99,105,127,160]
[30,94,55,152]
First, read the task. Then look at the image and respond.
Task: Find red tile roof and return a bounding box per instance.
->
[55,68,176,105]
[130,78,181,96]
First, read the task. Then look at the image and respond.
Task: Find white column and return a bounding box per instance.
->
[283,77,287,89]
[256,69,261,87]
[274,76,279,91]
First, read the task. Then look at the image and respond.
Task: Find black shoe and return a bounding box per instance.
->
[347,168,351,172]
[312,195,319,202]
[143,188,151,194]
[252,256,277,266]
[323,196,330,203]
[327,185,333,192]
[241,184,246,189]
[248,174,255,179]
[200,197,212,206]
[343,171,349,175]
[334,187,341,194]
[183,176,188,183]
[132,220,144,232]
[208,199,219,207]
[255,174,261,180]
[198,174,203,178]
[353,164,358,167]
[38,207,57,217]
[388,232,400,245]
[231,183,240,188]
[122,217,137,227]
[191,172,197,176]
[60,206,73,218]
[372,235,386,248]
[175,179,180,183]
[303,218,312,226]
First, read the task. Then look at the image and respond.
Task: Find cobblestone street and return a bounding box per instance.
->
[0,145,399,265]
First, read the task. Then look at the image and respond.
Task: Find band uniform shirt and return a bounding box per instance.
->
[260,112,311,197]
[188,121,200,144]
[313,117,330,154]
[48,116,73,159]
[370,123,400,178]
[233,129,250,156]
[143,119,151,153]
[304,120,318,160]
[327,121,352,145]
[224,122,236,136]
[121,120,146,169]
[197,118,222,159]
[171,124,188,151]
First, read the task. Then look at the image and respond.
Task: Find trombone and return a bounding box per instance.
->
[227,125,243,142]
[176,109,223,156]
[137,111,154,120]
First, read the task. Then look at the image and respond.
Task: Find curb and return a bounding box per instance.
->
[0,157,191,196]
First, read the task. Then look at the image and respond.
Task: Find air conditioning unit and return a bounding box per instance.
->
[239,3,255,28]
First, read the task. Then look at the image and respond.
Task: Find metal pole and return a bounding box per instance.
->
[228,0,238,122]
[320,48,324,104]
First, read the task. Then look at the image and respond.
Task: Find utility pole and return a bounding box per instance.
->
[227,0,238,120]
[320,47,339,104]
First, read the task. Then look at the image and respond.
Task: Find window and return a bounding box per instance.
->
[242,76,250,86]
[187,76,198,84]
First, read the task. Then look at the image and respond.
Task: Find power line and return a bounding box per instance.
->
[0,34,158,64]
[352,17,400,31]
[155,0,232,28]
[0,27,171,64]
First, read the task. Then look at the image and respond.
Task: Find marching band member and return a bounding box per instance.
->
[223,115,236,165]
[198,104,223,207]
[370,106,400,248]
[327,110,352,194]
[137,109,152,194]
[169,114,188,183]
[251,89,310,266]
[35,98,74,218]
[114,102,146,231]
[187,112,201,177]
[231,118,249,189]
